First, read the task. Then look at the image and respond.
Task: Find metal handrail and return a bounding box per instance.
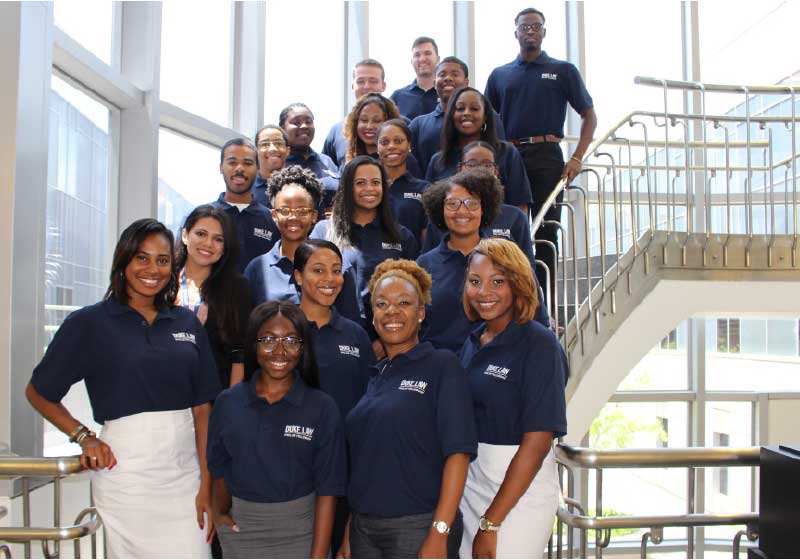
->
[0,456,83,477]
[556,507,757,531]
[0,515,101,543]
[556,444,760,469]
[635,75,800,95]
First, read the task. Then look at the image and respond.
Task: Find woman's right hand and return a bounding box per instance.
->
[214,510,240,534]
[79,436,117,471]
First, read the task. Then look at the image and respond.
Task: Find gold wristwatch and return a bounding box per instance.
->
[479,516,500,532]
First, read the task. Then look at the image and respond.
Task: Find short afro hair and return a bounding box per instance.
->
[422,169,504,231]
[267,165,322,209]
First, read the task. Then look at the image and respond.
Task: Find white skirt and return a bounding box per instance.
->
[91,409,210,559]
[460,443,560,559]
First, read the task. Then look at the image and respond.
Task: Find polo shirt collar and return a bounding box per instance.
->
[310,307,344,333]
[266,242,290,267]
[245,372,308,407]
[288,148,320,164]
[408,79,423,92]
[514,51,552,66]
[104,298,178,321]
[468,319,527,348]
[353,213,382,231]
[433,105,444,117]
[376,341,436,373]
[435,233,472,261]
[215,192,261,214]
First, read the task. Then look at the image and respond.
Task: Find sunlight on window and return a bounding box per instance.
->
[54,0,113,65]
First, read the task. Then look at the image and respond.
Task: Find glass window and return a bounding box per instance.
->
[705,402,753,540]
[369,0,454,98]
[44,77,112,456]
[587,402,689,544]
[706,317,800,392]
[53,0,114,65]
[157,129,222,237]
[264,1,344,152]
[474,1,565,94]
[584,2,683,134]
[617,321,689,391]
[160,2,232,126]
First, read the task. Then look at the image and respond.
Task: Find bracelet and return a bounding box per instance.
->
[68,424,87,443]
[75,429,96,445]
[570,155,583,164]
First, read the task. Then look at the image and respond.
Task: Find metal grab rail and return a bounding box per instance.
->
[556,444,760,468]
[0,454,101,559]
[553,444,760,559]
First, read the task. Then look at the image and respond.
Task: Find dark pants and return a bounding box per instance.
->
[519,142,565,315]
[331,497,350,556]
[351,509,463,559]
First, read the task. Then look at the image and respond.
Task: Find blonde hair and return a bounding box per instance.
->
[463,238,539,323]
[368,259,432,305]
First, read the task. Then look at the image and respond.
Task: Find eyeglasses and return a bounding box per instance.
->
[274,207,314,218]
[459,160,498,171]
[256,335,303,353]
[258,140,287,150]
[517,23,544,33]
[444,198,482,212]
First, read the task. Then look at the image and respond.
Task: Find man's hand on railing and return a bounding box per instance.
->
[561,157,582,185]
[79,436,117,471]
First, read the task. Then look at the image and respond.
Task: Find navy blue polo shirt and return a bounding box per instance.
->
[390,80,440,121]
[460,320,567,444]
[243,241,362,325]
[417,233,548,352]
[207,374,347,503]
[410,106,507,175]
[322,121,347,169]
[310,218,419,320]
[389,172,430,246]
[31,299,221,424]
[485,51,593,140]
[346,342,477,517]
[426,142,533,208]
[286,147,340,182]
[211,193,280,273]
[310,308,376,418]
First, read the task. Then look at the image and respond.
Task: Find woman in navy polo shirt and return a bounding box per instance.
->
[459,238,567,558]
[244,166,360,323]
[177,204,252,388]
[426,87,532,214]
[208,301,346,558]
[377,118,430,246]
[343,93,401,164]
[293,239,375,552]
[342,259,477,559]
[252,124,290,206]
[26,218,221,558]
[310,156,418,356]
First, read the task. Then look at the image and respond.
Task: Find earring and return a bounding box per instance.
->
[481,123,487,133]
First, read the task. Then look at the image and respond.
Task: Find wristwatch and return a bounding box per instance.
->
[431,520,450,534]
[479,516,500,532]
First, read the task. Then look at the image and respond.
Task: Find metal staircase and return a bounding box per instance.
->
[533,77,800,440]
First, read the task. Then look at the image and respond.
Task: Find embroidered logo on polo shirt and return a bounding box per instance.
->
[284,425,314,441]
[398,380,428,394]
[492,228,512,239]
[253,228,273,241]
[403,192,422,201]
[484,365,510,380]
[382,242,403,251]
[542,72,558,80]
[172,332,196,344]
[339,345,360,357]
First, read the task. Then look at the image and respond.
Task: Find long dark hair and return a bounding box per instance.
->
[439,86,500,170]
[176,205,242,344]
[245,301,320,388]
[106,218,178,308]
[344,93,400,162]
[329,156,401,248]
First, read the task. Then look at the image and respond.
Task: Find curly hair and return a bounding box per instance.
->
[438,86,500,170]
[267,165,322,208]
[344,93,400,162]
[329,156,401,248]
[422,169,504,231]
[463,238,540,324]
[368,259,432,305]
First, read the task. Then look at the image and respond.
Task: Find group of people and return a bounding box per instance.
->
[25,7,596,559]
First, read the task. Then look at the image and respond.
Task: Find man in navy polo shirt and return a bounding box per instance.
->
[410,57,506,174]
[210,138,280,273]
[323,59,387,168]
[485,7,597,301]
[390,36,441,120]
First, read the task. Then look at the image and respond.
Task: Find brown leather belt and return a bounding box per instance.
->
[510,134,563,146]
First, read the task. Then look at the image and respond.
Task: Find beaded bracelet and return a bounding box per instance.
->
[68,424,87,443]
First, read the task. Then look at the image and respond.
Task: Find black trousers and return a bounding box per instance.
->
[519,142,565,315]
